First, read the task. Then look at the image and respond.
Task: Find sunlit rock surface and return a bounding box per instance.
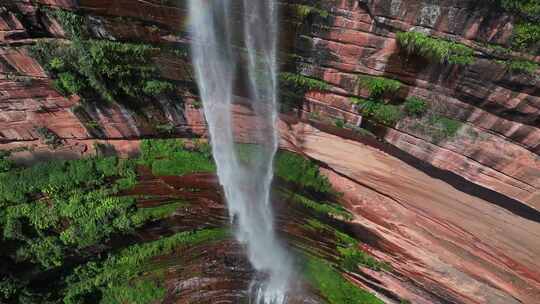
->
[1,0,539,303]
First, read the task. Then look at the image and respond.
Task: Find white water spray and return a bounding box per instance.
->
[188,1,291,303]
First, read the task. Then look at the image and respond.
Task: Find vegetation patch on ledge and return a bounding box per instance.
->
[64,228,228,304]
[30,8,177,108]
[302,255,385,304]
[396,31,475,65]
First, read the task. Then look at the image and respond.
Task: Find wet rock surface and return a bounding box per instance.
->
[0,1,539,303]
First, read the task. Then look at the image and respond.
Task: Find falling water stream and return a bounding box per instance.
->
[188,1,292,303]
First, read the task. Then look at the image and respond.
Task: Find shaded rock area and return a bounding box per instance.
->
[0,1,539,304]
[121,169,333,304]
[0,0,537,209]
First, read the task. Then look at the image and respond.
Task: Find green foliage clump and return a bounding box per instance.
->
[30,9,176,106]
[283,189,352,220]
[35,126,62,148]
[57,72,86,95]
[274,151,333,194]
[396,31,475,65]
[64,228,228,304]
[139,139,216,176]
[359,76,402,98]
[495,0,540,17]
[280,72,330,91]
[295,4,329,20]
[404,97,428,116]
[334,118,346,128]
[355,99,401,126]
[303,256,384,304]
[506,59,539,74]
[100,279,166,304]
[512,22,540,52]
[0,157,143,268]
[143,80,175,96]
[280,72,330,110]
[338,247,390,272]
[45,8,89,38]
[0,151,13,173]
[304,218,388,272]
[433,116,462,138]
[410,115,463,142]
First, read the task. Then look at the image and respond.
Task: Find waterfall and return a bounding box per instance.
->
[188,1,291,303]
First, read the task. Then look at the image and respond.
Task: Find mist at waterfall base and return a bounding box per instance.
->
[188,1,292,303]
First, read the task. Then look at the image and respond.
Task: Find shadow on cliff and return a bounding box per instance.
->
[370,25,540,222]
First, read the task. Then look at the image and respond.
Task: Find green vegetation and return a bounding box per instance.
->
[512,22,540,52]
[275,151,333,194]
[352,98,402,126]
[410,115,463,142]
[350,76,403,126]
[303,218,388,272]
[283,189,352,220]
[0,139,224,303]
[358,76,402,98]
[404,97,429,116]
[303,256,384,304]
[280,72,330,91]
[495,0,540,16]
[0,151,13,173]
[35,126,62,148]
[486,1,539,53]
[396,31,475,65]
[338,246,390,272]
[0,157,139,267]
[30,9,176,106]
[295,4,329,20]
[506,59,539,74]
[334,118,346,128]
[64,228,228,304]
[280,72,330,110]
[138,139,216,176]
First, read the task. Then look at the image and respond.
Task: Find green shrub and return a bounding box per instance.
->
[282,189,352,220]
[493,0,540,17]
[58,72,85,94]
[0,151,13,173]
[143,80,175,96]
[359,76,402,98]
[371,104,401,125]
[404,97,428,116]
[334,118,346,128]
[434,116,462,138]
[274,151,333,194]
[280,72,330,91]
[512,22,540,52]
[396,31,475,65]
[411,116,463,142]
[338,247,390,272]
[100,279,166,304]
[295,4,329,20]
[506,59,539,74]
[280,72,330,110]
[29,10,175,105]
[139,139,216,176]
[303,256,384,304]
[49,57,65,70]
[63,228,228,304]
[45,8,88,39]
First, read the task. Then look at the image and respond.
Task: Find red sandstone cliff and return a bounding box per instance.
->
[1,1,539,303]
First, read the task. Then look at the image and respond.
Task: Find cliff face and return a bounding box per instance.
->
[1,0,539,303]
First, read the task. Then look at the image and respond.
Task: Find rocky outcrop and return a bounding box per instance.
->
[1,1,539,303]
[280,119,540,304]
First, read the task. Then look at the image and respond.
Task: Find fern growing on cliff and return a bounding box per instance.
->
[396,31,475,65]
[358,76,402,98]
